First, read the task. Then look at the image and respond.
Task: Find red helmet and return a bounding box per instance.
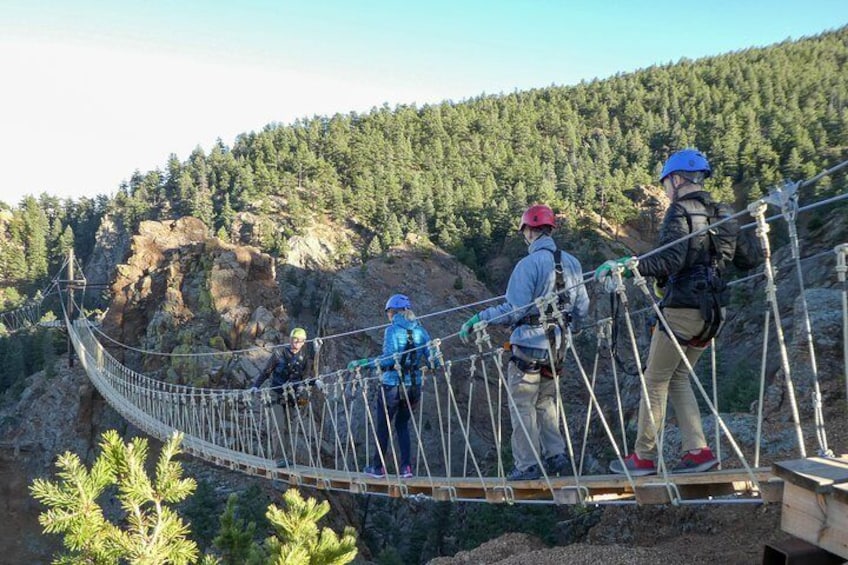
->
[518,204,556,231]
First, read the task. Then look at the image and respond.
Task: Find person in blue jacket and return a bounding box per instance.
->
[348,293,434,479]
[459,204,590,480]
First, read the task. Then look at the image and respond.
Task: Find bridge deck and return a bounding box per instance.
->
[181,443,778,504]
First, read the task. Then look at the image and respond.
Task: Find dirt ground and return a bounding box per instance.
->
[428,503,792,565]
[429,393,848,565]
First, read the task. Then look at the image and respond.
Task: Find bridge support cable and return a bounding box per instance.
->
[323,375,352,476]
[710,340,720,469]
[755,310,771,468]
[476,349,508,482]
[749,201,807,458]
[441,356,490,491]
[566,323,640,503]
[535,298,583,484]
[767,181,832,456]
[431,362,452,477]
[578,328,602,476]
[603,318,629,460]
[836,244,848,422]
[407,372,437,491]
[462,364,476,477]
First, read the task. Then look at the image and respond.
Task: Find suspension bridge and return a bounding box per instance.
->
[3,165,848,532]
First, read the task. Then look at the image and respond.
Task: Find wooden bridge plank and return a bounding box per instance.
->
[773,457,848,493]
[832,483,848,506]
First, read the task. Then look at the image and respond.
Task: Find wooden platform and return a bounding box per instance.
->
[773,456,848,560]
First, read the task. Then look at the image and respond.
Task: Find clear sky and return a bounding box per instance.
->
[1,1,845,203]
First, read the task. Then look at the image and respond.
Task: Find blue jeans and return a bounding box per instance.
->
[373,384,420,468]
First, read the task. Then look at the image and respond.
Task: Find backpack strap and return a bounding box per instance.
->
[543,247,572,319]
[662,202,726,347]
[398,329,418,381]
[541,247,573,370]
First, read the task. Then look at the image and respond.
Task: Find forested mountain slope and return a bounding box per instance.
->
[2,26,847,313]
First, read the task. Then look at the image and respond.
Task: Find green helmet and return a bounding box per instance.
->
[290,327,307,340]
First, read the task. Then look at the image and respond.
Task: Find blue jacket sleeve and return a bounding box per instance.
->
[378,325,400,370]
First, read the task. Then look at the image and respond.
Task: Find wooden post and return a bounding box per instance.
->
[67,249,74,368]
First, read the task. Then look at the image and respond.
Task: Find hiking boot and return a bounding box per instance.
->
[507,465,542,481]
[364,465,386,478]
[544,453,571,476]
[673,448,718,473]
[609,453,656,476]
[400,464,414,478]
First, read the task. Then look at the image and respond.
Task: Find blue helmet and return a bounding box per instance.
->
[385,293,412,311]
[660,149,711,182]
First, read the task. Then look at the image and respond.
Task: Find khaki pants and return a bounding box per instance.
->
[507,361,565,471]
[635,308,709,460]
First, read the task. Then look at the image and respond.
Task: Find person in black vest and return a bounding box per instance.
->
[597,149,761,476]
[251,327,311,406]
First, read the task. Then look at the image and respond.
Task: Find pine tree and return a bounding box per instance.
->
[1,334,25,391]
[212,493,263,565]
[30,430,200,564]
[20,196,48,281]
[263,489,357,565]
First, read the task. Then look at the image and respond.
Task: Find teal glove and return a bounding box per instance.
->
[347,358,369,371]
[459,313,481,344]
[593,256,635,282]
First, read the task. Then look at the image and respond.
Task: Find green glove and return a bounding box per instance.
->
[347,358,370,371]
[653,280,666,299]
[459,313,481,344]
[593,256,635,282]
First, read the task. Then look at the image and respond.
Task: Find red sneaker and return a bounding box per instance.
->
[609,452,656,476]
[674,448,718,473]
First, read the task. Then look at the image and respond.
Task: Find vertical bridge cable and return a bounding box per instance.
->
[748,200,806,458]
[754,312,770,468]
[768,181,831,456]
[837,244,848,418]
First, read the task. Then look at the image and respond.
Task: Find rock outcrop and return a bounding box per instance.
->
[101,217,286,386]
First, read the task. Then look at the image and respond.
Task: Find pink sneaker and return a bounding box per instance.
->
[609,452,656,476]
[400,464,414,478]
[674,448,718,473]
